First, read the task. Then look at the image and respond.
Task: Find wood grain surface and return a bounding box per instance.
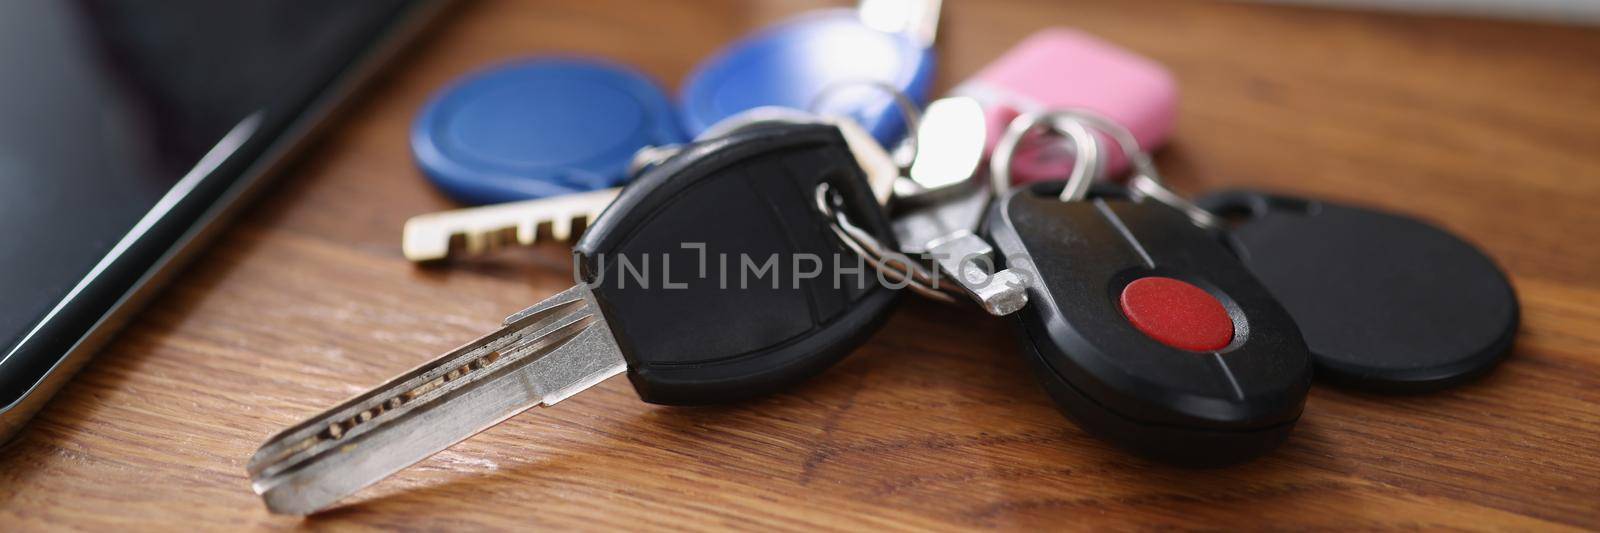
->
[4,0,1599,530]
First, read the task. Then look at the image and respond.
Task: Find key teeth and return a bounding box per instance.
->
[552,216,572,242]
[401,217,451,262]
[400,188,620,262]
[518,221,538,247]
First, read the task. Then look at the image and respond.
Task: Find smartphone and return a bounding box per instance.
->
[0,0,450,441]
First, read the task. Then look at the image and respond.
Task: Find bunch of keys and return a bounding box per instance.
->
[277,99,1303,516]
[254,26,1518,513]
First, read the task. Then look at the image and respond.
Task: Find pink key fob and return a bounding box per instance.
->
[952,28,1178,183]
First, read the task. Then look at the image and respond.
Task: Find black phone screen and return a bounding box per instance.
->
[0,0,431,414]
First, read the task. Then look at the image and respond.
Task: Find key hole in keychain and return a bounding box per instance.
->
[1199,191,1321,267]
[1206,192,1321,229]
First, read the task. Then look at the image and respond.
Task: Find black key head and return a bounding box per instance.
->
[575,123,899,405]
[987,182,1312,466]
[1199,190,1517,393]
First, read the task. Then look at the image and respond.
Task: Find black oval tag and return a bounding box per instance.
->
[1200,190,1517,392]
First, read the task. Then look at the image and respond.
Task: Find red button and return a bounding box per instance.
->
[1119,277,1234,352]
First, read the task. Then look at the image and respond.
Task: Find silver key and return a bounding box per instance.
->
[401,187,618,262]
[247,285,623,514]
[892,183,1029,316]
[884,97,1031,315]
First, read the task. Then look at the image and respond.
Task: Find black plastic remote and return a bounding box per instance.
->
[986,182,1312,465]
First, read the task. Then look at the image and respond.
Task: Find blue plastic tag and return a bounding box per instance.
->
[411,58,685,205]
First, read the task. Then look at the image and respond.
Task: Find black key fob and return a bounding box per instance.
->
[1198,190,1517,392]
[576,123,899,406]
[986,183,1312,466]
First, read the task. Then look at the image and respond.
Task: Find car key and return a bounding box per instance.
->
[249,123,900,514]
[984,111,1312,465]
[1198,190,1517,392]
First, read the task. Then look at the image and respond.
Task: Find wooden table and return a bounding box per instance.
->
[5,0,1598,529]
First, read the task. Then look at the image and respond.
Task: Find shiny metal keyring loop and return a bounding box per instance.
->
[813,183,957,303]
[1126,173,1224,230]
[990,109,1105,201]
[808,79,924,167]
[1042,109,1221,229]
[1042,109,1162,184]
[992,108,1224,230]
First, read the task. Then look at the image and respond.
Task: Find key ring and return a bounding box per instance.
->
[1125,173,1222,230]
[814,182,956,303]
[809,79,924,168]
[992,108,1223,230]
[1044,109,1222,230]
[990,109,1105,201]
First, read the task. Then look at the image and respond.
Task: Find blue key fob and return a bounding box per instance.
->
[412,58,686,205]
[680,8,936,145]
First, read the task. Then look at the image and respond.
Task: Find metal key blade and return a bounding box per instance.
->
[402,187,620,262]
[246,285,625,515]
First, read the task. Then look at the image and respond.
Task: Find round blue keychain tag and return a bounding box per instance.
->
[680,4,938,145]
[412,58,685,205]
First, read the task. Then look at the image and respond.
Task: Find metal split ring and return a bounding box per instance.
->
[989,109,1105,201]
[813,183,956,303]
[808,79,924,169]
[989,107,1223,230]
